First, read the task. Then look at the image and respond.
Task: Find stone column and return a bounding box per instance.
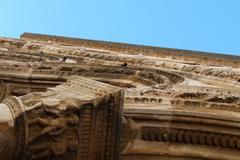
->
[0,76,124,160]
[0,103,15,160]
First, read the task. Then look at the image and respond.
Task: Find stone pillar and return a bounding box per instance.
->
[0,103,15,160]
[0,76,124,160]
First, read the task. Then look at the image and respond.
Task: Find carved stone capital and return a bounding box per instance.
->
[1,76,124,160]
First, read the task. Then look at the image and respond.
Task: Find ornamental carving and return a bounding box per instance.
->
[0,33,240,160]
[1,76,123,160]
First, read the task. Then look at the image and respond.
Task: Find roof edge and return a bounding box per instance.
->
[21,32,240,67]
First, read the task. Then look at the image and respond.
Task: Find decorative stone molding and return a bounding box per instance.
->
[1,76,124,160]
[0,80,7,101]
[0,33,240,160]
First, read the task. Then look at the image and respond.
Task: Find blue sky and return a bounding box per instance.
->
[0,0,240,55]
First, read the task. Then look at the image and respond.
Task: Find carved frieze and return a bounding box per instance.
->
[0,33,240,160]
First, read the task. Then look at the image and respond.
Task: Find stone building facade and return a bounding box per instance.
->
[0,33,240,160]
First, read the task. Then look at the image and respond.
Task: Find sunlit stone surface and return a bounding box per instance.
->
[0,104,15,160]
[0,33,240,160]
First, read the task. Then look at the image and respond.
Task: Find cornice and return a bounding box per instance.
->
[21,32,240,68]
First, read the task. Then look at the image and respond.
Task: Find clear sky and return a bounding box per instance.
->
[0,0,240,55]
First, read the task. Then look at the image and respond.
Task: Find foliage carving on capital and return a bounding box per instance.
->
[2,76,124,160]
